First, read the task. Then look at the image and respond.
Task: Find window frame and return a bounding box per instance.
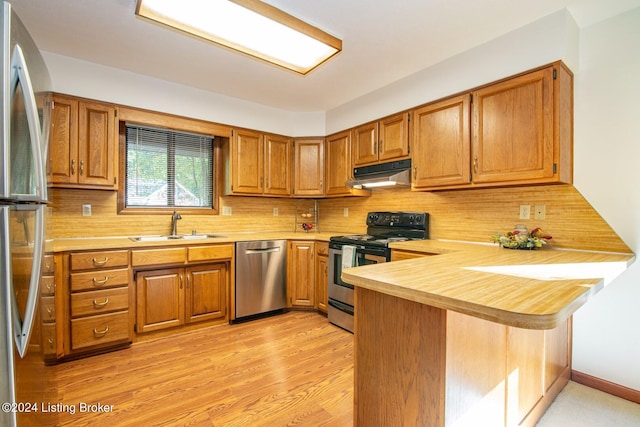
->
[117,108,225,215]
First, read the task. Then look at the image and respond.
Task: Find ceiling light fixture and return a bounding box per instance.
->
[136,0,342,75]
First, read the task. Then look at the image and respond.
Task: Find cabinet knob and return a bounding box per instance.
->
[71,159,75,175]
[79,160,85,176]
[473,156,478,174]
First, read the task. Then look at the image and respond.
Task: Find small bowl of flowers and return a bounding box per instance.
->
[492,226,552,250]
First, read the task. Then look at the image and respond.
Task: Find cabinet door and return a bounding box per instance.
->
[315,250,328,313]
[287,241,315,307]
[472,67,554,184]
[379,112,410,162]
[136,268,184,333]
[352,121,378,166]
[264,134,292,196]
[185,264,227,323]
[325,130,352,196]
[49,96,78,184]
[293,138,324,197]
[231,129,264,194]
[412,94,471,189]
[78,101,117,187]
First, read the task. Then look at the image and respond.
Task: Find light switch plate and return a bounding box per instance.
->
[534,204,546,220]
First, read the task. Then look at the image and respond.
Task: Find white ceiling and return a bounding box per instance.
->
[10,0,640,113]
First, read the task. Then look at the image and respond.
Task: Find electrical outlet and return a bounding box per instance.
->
[82,204,92,217]
[519,204,530,220]
[222,206,232,216]
[343,207,349,217]
[534,204,546,220]
[273,207,278,216]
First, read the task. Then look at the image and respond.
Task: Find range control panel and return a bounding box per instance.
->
[366,211,428,229]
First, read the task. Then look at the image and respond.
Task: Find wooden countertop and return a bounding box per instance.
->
[51,231,335,252]
[341,240,635,330]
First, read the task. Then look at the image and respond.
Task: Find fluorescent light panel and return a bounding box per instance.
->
[136,0,342,74]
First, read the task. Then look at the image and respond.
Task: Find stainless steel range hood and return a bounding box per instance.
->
[346,159,411,189]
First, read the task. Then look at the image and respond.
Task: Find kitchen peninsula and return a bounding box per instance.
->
[342,240,634,426]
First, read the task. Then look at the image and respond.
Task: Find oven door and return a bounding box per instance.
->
[328,244,388,306]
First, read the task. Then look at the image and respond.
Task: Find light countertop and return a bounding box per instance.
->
[50,231,336,252]
[341,240,635,329]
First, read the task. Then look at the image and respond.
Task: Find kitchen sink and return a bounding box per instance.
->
[129,234,225,242]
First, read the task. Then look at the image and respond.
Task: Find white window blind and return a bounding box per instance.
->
[125,124,214,208]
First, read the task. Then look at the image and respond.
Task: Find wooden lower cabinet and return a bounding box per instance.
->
[287,241,315,308]
[315,242,329,313]
[136,264,227,333]
[355,287,571,427]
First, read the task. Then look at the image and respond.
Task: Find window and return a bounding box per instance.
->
[122,123,217,213]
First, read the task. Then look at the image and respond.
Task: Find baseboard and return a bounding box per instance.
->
[572,370,640,404]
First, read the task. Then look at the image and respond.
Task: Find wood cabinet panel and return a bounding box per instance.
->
[315,242,328,313]
[70,311,130,351]
[293,138,324,197]
[71,287,129,317]
[264,134,292,196]
[49,95,117,189]
[70,268,130,292]
[230,129,263,194]
[187,244,234,262]
[507,326,545,426]
[131,247,187,267]
[287,241,315,307]
[49,96,78,184]
[325,130,352,197]
[379,112,410,162]
[472,67,554,184]
[186,264,227,322]
[412,94,471,189]
[70,250,129,271]
[136,268,185,333]
[352,121,378,166]
[78,101,117,186]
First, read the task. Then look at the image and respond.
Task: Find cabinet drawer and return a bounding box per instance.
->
[70,268,129,292]
[40,296,56,323]
[42,254,55,274]
[40,275,55,295]
[316,243,329,256]
[71,250,129,271]
[188,244,234,262]
[41,322,57,356]
[71,287,129,318]
[70,311,130,351]
[131,247,187,267]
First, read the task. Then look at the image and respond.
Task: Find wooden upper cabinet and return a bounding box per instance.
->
[352,112,410,167]
[412,62,573,191]
[412,95,471,189]
[228,129,292,196]
[293,138,324,197]
[230,129,264,195]
[49,95,117,189]
[472,67,555,184]
[352,121,378,166]
[325,130,352,197]
[264,133,292,196]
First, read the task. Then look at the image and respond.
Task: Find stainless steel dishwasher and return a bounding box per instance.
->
[235,240,287,320]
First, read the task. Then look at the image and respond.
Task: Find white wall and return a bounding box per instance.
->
[571,7,640,390]
[42,52,327,137]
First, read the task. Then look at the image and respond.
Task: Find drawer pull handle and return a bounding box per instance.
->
[93,326,109,336]
[92,276,109,286]
[46,307,54,317]
[92,257,110,266]
[93,298,109,308]
[46,283,53,293]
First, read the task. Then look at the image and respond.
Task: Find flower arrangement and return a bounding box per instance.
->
[491,226,552,250]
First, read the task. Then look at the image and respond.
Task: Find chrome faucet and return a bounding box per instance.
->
[170,211,182,236]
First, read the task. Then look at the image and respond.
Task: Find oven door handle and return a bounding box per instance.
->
[328,299,354,316]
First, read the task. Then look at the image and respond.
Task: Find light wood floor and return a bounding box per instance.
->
[21,312,354,426]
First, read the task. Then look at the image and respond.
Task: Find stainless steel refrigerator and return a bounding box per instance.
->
[1,2,52,426]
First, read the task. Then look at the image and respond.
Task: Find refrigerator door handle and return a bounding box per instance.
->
[10,205,45,357]
[10,45,46,201]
